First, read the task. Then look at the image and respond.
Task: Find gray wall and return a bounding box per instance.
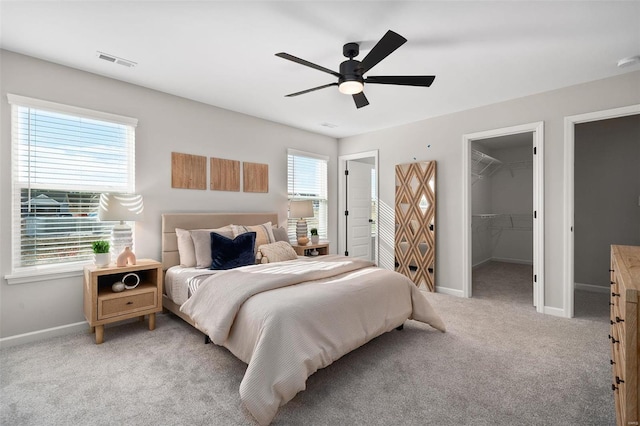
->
[338,70,640,310]
[0,50,338,339]
[574,115,640,287]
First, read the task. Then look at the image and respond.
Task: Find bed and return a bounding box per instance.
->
[161,212,446,425]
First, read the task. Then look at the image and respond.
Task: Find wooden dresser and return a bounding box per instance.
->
[610,245,640,426]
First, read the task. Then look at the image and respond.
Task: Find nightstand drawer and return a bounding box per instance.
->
[98,288,157,320]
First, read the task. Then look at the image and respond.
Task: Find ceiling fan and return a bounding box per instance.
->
[276,30,435,109]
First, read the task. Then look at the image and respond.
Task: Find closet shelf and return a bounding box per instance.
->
[471,149,502,182]
[472,213,533,230]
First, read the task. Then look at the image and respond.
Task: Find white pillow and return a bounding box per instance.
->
[175,228,196,267]
[190,226,234,268]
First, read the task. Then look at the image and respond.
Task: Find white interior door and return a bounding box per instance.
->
[346,160,373,260]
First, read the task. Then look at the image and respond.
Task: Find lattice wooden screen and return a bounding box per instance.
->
[395,161,436,291]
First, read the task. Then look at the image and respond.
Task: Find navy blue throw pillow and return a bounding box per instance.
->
[209,231,256,270]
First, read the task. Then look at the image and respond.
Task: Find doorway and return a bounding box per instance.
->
[563,104,640,318]
[471,134,534,306]
[462,122,544,313]
[338,150,379,263]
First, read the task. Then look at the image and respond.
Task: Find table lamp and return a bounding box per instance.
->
[289,200,314,245]
[98,193,144,257]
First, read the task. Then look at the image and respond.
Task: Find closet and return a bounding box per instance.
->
[471,137,533,271]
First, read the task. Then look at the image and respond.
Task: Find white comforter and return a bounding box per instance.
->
[180,255,445,425]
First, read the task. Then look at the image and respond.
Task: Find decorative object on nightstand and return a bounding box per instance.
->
[98,193,144,258]
[92,240,111,268]
[83,259,162,344]
[310,228,320,244]
[289,199,313,245]
[116,246,137,267]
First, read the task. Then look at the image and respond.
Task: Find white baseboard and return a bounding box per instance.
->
[472,258,492,268]
[574,282,609,293]
[0,321,88,349]
[543,305,569,318]
[434,286,465,297]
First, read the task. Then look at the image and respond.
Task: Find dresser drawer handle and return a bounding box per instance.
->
[612,384,618,391]
[609,334,619,344]
[610,320,615,325]
[610,281,615,285]
[126,301,134,305]
[609,269,615,272]
[616,316,624,323]
[612,292,620,297]
[610,359,615,365]
[616,376,624,384]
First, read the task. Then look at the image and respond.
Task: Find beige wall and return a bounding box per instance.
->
[0,50,338,340]
[338,70,640,311]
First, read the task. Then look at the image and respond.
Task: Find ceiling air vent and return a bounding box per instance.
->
[97,51,137,68]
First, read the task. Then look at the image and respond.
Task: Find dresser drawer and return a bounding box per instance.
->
[98,288,157,320]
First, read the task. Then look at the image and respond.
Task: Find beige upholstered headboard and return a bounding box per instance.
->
[161,212,279,270]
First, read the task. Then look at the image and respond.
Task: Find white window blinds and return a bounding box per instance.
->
[8,94,137,271]
[287,149,328,241]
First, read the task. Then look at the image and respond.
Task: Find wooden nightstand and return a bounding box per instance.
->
[83,259,163,344]
[292,242,329,257]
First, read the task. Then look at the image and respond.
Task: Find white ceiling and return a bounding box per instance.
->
[1,1,639,139]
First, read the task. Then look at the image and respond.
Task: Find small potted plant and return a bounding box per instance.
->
[92,240,111,268]
[309,228,320,244]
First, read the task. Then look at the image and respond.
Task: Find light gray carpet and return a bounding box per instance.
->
[1,261,614,425]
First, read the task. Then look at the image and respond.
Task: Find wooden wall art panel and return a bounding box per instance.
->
[210,157,240,191]
[394,161,436,291]
[171,152,206,190]
[243,162,269,193]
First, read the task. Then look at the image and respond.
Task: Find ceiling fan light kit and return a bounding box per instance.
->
[276,30,435,109]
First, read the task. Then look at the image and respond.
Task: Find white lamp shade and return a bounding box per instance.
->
[98,193,144,222]
[98,193,143,258]
[289,200,313,219]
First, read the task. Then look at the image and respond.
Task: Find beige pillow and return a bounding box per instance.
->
[231,222,276,254]
[191,226,234,268]
[175,228,197,267]
[256,241,298,264]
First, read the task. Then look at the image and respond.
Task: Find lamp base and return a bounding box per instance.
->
[297,236,310,245]
[295,219,308,242]
[111,222,133,258]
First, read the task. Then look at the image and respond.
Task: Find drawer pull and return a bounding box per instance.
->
[612,384,618,391]
[126,301,134,305]
[609,302,614,306]
[616,376,624,384]
[609,334,619,344]
[610,359,615,365]
[610,320,615,325]
[610,281,615,285]
[612,292,620,297]
[609,269,615,272]
[616,316,624,323]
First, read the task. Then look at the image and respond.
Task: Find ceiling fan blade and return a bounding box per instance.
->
[365,75,436,87]
[276,52,342,78]
[285,82,338,97]
[359,30,407,74]
[352,92,369,109]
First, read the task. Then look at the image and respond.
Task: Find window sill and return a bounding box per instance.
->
[4,262,91,285]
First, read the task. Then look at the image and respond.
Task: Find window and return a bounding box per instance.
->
[8,94,137,273]
[287,149,328,241]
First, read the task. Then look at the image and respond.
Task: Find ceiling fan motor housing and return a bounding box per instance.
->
[339,59,364,85]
